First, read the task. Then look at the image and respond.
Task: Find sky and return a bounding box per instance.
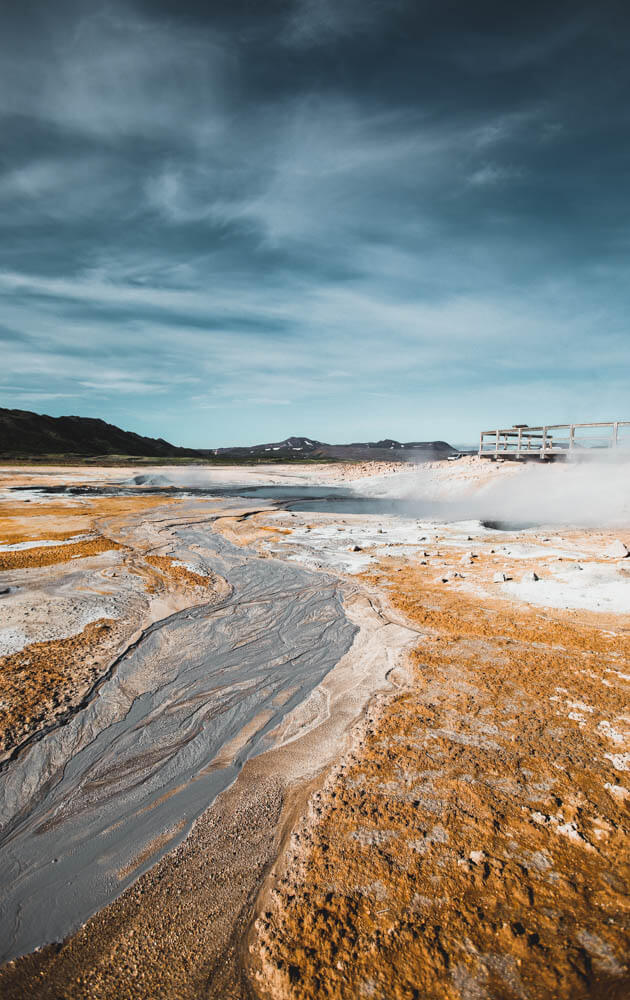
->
[1,0,629,448]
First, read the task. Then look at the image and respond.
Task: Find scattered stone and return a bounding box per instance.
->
[606,540,629,558]
[521,571,540,582]
[349,545,362,552]
[493,571,510,583]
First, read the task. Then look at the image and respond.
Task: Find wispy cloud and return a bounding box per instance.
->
[468,164,523,186]
[0,1,628,445]
[282,0,396,48]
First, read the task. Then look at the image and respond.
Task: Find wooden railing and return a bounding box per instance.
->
[479,421,630,459]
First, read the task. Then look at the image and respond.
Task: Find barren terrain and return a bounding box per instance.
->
[0,458,628,999]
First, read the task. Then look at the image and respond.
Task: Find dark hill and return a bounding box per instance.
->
[0,409,458,463]
[0,408,199,458]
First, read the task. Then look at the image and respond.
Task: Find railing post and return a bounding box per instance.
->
[517,427,522,456]
[569,424,575,451]
[495,429,499,456]
[479,431,483,457]
[541,425,547,458]
[613,422,619,447]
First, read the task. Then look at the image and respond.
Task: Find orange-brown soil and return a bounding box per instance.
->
[2,491,628,999]
[212,512,290,549]
[0,495,184,545]
[253,560,630,1000]
[145,554,220,591]
[0,495,222,762]
[0,535,123,571]
[0,770,286,1000]
[0,618,125,758]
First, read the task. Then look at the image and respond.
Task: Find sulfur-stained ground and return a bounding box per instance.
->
[1,464,628,999]
[252,553,630,1000]
[0,495,226,762]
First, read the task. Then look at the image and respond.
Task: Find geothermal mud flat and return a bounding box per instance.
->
[0,516,358,962]
[0,459,629,999]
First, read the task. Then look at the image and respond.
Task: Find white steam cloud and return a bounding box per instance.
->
[373,453,630,528]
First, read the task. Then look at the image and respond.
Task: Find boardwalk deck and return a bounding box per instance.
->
[479,421,630,459]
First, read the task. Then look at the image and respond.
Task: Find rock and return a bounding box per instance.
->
[606,540,629,558]
[348,544,362,552]
[493,571,510,583]
[522,571,539,582]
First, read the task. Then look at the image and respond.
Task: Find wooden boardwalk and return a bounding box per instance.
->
[479,421,630,459]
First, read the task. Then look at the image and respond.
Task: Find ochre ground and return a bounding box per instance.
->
[252,558,630,1000]
[0,535,122,572]
[1,486,629,999]
[0,495,185,542]
[0,496,223,762]
[145,554,221,591]
[0,618,119,758]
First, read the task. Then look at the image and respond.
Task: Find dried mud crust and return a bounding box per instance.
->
[252,562,630,1000]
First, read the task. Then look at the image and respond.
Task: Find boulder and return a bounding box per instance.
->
[606,540,629,558]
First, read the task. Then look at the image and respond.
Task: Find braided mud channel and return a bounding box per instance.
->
[0,519,357,964]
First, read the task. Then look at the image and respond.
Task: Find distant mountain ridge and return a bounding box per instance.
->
[214,435,457,462]
[0,409,457,462]
[0,408,199,458]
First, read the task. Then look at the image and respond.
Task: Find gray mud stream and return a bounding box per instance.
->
[0,524,357,963]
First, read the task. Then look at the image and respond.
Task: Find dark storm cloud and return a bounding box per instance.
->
[1,0,629,444]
